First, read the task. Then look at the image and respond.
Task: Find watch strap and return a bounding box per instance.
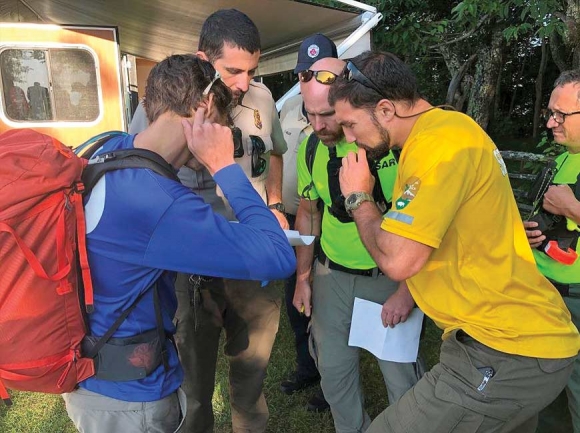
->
[345,192,374,216]
[268,202,286,213]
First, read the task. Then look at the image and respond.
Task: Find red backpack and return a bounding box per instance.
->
[0,129,94,404]
[0,129,179,405]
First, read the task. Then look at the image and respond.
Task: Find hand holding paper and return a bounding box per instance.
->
[348,298,423,363]
[381,281,415,328]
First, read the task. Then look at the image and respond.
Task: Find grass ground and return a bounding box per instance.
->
[0,281,572,432]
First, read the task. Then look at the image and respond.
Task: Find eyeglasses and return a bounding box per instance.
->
[298,70,338,85]
[202,70,221,96]
[542,108,580,124]
[250,135,266,178]
[342,61,387,98]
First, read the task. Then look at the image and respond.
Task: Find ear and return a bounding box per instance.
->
[192,93,215,121]
[197,51,209,62]
[204,93,216,120]
[375,98,396,122]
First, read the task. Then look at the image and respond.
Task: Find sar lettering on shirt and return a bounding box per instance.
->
[381,108,580,359]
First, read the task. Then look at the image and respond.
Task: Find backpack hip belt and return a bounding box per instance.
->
[81,328,170,382]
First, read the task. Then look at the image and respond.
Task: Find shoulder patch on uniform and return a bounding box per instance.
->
[394,176,421,210]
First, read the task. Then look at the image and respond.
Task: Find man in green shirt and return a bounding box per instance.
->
[525,70,580,433]
[292,56,422,433]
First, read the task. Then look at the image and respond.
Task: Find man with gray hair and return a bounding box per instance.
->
[525,69,580,432]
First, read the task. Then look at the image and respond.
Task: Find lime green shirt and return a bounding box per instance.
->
[533,151,580,283]
[296,137,397,269]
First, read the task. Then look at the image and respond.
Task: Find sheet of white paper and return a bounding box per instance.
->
[348,297,424,363]
[284,229,315,247]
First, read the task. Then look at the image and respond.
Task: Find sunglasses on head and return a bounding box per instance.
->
[202,70,221,96]
[250,135,266,178]
[298,70,338,85]
[342,61,387,98]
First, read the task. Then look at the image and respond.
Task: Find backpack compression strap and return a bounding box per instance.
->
[82,148,180,193]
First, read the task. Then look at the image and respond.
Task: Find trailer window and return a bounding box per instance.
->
[0,48,99,122]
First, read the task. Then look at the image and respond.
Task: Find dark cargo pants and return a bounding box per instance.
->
[174,274,280,433]
[368,329,575,433]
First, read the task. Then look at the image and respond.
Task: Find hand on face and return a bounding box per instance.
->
[181,107,234,176]
[339,148,375,196]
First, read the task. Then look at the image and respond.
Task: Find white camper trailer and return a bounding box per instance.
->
[0,0,381,146]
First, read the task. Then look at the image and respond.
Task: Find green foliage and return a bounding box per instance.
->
[535,130,566,157]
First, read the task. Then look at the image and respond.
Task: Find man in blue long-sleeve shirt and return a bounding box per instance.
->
[62,54,295,433]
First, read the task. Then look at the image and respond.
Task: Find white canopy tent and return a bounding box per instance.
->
[0,1,380,70]
[0,0,381,106]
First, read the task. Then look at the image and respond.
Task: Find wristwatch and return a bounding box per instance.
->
[344,192,374,216]
[268,202,286,213]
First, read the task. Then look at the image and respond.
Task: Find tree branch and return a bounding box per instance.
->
[429,14,490,49]
[445,54,477,106]
[549,32,570,72]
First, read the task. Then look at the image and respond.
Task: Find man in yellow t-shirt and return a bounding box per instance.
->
[328,51,580,433]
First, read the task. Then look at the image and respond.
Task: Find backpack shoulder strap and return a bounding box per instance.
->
[75,131,127,158]
[300,133,319,199]
[82,148,181,194]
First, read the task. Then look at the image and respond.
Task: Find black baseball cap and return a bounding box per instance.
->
[293,33,338,74]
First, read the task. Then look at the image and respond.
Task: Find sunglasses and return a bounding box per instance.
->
[250,135,266,178]
[298,70,338,85]
[202,70,221,96]
[342,61,387,98]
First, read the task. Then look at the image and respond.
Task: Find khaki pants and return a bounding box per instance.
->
[368,330,575,433]
[174,274,280,433]
[311,261,423,433]
[63,387,186,433]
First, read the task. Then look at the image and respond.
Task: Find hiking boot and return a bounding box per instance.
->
[306,388,330,412]
[280,371,320,395]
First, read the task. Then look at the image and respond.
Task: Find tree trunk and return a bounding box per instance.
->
[533,40,549,139]
[467,29,504,130]
[508,54,527,118]
[439,45,475,112]
[445,54,477,107]
[551,1,580,71]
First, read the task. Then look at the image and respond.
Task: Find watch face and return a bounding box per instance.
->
[346,194,359,206]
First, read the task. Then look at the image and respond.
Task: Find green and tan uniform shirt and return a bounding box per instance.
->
[224,81,288,203]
